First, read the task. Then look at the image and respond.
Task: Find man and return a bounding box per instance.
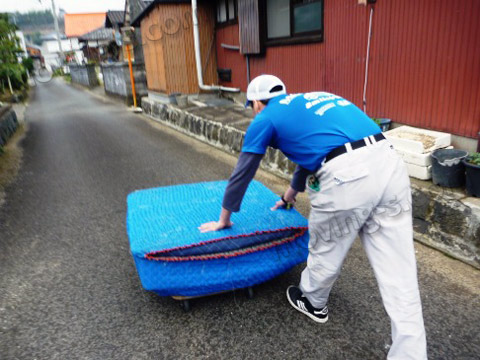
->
[199,75,427,359]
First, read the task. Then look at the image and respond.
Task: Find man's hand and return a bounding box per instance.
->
[271,187,298,211]
[270,198,295,211]
[198,207,233,233]
[198,220,233,233]
[271,199,287,211]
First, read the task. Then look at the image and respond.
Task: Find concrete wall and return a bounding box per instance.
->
[101,62,147,105]
[142,96,480,269]
[69,64,99,88]
[0,106,19,147]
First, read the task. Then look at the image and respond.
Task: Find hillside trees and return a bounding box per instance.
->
[0,14,27,94]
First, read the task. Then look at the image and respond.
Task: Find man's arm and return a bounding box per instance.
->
[198,152,263,233]
[222,152,263,212]
[271,165,313,210]
[290,165,312,192]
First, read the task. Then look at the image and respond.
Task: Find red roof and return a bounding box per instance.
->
[64,13,107,38]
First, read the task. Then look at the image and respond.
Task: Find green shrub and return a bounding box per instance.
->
[0,64,26,91]
[52,68,64,77]
[467,152,480,166]
[0,15,26,92]
[22,57,34,73]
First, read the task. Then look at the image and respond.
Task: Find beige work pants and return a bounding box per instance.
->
[300,138,427,360]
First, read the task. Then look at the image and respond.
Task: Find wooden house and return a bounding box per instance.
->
[133,0,217,95]
[134,0,480,143]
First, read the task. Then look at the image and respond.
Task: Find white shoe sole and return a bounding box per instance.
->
[286,286,328,324]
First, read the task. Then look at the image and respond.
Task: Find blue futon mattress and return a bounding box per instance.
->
[126,180,309,296]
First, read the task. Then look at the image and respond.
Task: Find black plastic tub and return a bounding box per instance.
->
[463,159,480,197]
[379,118,391,132]
[431,149,468,188]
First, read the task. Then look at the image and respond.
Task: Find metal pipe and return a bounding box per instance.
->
[220,43,250,86]
[191,0,239,92]
[246,54,250,84]
[363,6,374,114]
[221,43,240,51]
[51,0,65,66]
[477,132,480,152]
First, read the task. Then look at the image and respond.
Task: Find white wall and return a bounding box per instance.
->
[41,38,84,70]
[15,31,28,59]
[42,38,82,53]
[86,39,110,48]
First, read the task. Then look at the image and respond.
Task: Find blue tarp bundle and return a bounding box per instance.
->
[127,180,309,296]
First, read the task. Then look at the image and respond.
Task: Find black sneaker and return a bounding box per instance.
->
[286,285,328,323]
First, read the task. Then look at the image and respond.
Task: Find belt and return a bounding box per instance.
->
[325,133,386,163]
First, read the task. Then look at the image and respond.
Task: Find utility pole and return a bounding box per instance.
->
[122,2,141,112]
[50,0,65,66]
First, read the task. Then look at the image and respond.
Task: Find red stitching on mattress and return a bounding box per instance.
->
[145,226,308,262]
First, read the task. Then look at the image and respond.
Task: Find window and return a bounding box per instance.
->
[216,0,237,24]
[267,0,290,38]
[266,0,323,44]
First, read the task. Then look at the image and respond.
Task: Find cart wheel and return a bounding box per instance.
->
[246,287,254,299]
[180,299,191,312]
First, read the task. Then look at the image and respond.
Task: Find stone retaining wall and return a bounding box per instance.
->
[412,183,479,268]
[142,97,480,268]
[101,62,147,105]
[0,106,19,148]
[142,97,297,180]
[69,64,99,88]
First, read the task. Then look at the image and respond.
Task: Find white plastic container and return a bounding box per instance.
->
[384,126,451,154]
[405,163,432,180]
[396,145,454,167]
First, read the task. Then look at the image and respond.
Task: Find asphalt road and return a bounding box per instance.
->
[0,79,479,360]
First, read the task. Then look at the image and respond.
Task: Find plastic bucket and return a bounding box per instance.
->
[463,159,480,197]
[431,149,468,187]
[379,118,391,132]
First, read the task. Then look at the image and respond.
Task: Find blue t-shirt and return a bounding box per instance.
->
[242,92,382,171]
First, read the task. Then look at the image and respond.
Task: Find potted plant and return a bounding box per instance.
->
[372,118,392,132]
[463,152,480,197]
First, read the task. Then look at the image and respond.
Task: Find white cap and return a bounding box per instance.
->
[245,74,286,107]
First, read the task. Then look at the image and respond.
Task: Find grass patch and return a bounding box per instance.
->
[0,124,26,193]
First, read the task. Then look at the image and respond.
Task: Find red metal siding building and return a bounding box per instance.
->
[215,0,480,138]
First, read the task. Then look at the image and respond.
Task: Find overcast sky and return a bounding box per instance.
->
[0,0,125,13]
